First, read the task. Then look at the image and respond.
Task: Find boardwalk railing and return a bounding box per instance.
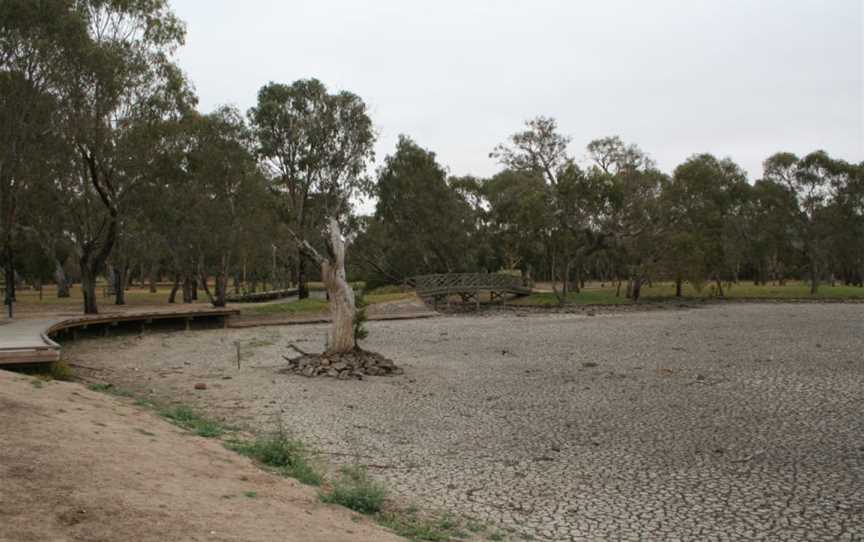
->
[414,273,531,306]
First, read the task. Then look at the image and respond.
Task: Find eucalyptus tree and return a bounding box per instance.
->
[827,161,864,286]
[491,117,593,298]
[741,179,800,285]
[45,0,191,314]
[588,137,666,301]
[0,0,88,303]
[667,154,749,297]
[763,151,856,293]
[251,79,375,354]
[250,79,375,302]
[187,106,266,308]
[481,169,551,280]
[369,135,476,280]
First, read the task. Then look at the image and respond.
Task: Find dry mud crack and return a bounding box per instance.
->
[64,303,864,541]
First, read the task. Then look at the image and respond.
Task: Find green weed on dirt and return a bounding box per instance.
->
[320,465,387,515]
[227,431,323,486]
[159,405,226,438]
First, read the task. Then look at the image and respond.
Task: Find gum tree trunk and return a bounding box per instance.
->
[292,217,356,355]
[322,219,355,354]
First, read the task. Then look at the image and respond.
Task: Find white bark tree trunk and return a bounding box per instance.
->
[322,218,356,354]
[290,217,357,355]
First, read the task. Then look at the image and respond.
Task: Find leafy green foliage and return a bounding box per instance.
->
[353,290,369,346]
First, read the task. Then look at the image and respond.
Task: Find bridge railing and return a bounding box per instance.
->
[413,273,530,296]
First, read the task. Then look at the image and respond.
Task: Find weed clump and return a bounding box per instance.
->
[87,383,133,397]
[159,405,225,438]
[321,465,387,515]
[227,431,322,486]
[50,360,74,381]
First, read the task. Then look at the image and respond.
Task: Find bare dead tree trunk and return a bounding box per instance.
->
[292,218,356,355]
[322,219,355,354]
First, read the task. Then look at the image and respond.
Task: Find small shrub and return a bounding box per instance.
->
[376,509,475,541]
[50,360,74,381]
[193,419,225,438]
[321,465,386,515]
[227,432,322,486]
[353,291,369,346]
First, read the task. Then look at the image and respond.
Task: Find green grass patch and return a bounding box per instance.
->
[365,292,414,304]
[245,298,329,316]
[516,280,864,306]
[517,290,632,306]
[159,405,225,438]
[243,491,258,498]
[366,285,410,295]
[227,432,323,486]
[320,466,387,515]
[245,290,412,316]
[244,338,275,348]
[87,382,133,397]
[375,508,496,542]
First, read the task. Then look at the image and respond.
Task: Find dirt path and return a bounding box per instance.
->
[0,370,403,542]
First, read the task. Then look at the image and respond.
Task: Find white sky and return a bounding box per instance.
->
[170,0,863,183]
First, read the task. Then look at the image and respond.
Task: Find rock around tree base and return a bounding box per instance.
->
[281,348,403,380]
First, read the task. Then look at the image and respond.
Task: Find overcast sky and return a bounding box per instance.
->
[170,0,862,183]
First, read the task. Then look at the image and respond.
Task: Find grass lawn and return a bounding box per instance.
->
[9,283,207,311]
[517,281,864,306]
[244,292,414,316]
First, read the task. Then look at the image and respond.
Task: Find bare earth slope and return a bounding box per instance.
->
[0,371,402,542]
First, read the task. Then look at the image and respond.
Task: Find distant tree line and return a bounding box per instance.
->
[2,0,862,319]
[354,124,863,301]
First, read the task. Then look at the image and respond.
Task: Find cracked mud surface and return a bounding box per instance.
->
[68,303,864,541]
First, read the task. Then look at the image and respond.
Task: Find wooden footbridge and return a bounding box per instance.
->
[414,273,532,309]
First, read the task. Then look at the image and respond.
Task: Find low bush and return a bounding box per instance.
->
[227,431,322,486]
[320,465,387,515]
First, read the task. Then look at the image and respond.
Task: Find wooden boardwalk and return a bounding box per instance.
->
[0,308,238,367]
